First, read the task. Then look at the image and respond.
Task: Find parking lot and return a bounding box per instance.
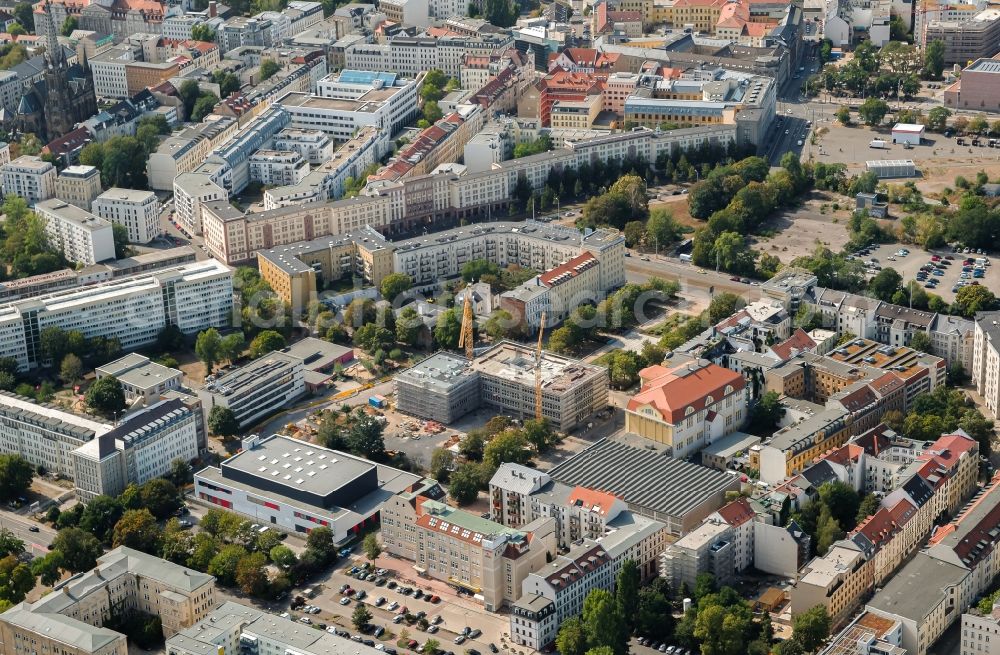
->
[854,243,996,303]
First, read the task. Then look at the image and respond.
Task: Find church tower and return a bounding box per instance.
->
[39,2,77,139]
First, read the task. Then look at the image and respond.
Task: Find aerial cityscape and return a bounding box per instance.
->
[0,0,999,653]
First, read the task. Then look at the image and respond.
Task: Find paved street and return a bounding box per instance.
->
[0,511,55,555]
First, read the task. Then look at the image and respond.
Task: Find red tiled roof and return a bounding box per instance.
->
[566,486,620,516]
[627,361,745,424]
[918,433,977,470]
[540,252,598,287]
[716,497,754,527]
[770,329,817,361]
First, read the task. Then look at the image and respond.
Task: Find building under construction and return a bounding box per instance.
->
[394,342,609,432]
[394,352,480,423]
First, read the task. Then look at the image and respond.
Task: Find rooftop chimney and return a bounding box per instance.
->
[209,1,217,17]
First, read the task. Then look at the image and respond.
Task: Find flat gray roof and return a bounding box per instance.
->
[222,434,372,496]
[867,552,968,621]
[396,351,477,393]
[548,435,739,520]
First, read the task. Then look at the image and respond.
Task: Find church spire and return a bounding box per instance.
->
[39,2,63,65]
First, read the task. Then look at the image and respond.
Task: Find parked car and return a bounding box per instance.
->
[454,636,467,645]
[340,597,351,606]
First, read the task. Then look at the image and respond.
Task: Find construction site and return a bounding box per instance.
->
[393,341,609,432]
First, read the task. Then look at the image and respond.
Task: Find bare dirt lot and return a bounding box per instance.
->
[752,192,854,263]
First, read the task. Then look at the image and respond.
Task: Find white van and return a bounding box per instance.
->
[679,253,692,262]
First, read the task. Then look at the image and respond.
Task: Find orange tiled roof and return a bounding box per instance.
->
[627,361,745,424]
[566,486,620,516]
[716,497,755,526]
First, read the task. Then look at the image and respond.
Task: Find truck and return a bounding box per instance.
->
[869,139,887,149]
[679,253,693,262]
[368,395,387,409]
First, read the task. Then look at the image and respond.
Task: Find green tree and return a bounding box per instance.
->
[396,306,425,346]
[636,579,675,640]
[815,504,844,555]
[352,601,373,630]
[434,308,463,350]
[462,259,500,282]
[430,448,454,482]
[792,605,831,652]
[208,405,240,437]
[926,106,952,132]
[749,391,785,434]
[362,533,382,562]
[0,454,32,501]
[79,495,124,543]
[85,376,126,418]
[836,106,851,125]
[195,328,222,372]
[348,412,386,460]
[191,93,219,122]
[582,589,628,655]
[380,273,413,301]
[112,509,162,552]
[59,353,82,385]
[856,494,882,524]
[646,209,681,250]
[31,550,64,586]
[483,430,530,470]
[12,3,33,31]
[208,544,249,585]
[270,544,297,569]
[858,97,889,126]
[448,462,483,505]
[0,555,34,604]
[112,223,131,258]
[709,293,743,324]
[354,323,394,353]
[51,527,103,572]
[191,23,215,41]
[615,559,641,631]
[0,528,22,558]
[305,525,337,564]
[60,15,78,35]
[236,552,269,595]
[139,479,182,520]
[909,331,933,353]
[695,572,717,601]
[868,267,902,301]
[923,38,945,78]
[249,329,285,359]
[219,332,245,364]
[953,285,998,317]
[556,617,588,655]
[170,459,193,486]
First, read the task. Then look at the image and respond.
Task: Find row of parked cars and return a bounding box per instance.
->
[636,639,692,655]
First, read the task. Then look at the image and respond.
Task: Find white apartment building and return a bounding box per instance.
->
[95,353,183,405]
[961,604,1000,655]
[973,311,1000,417]
[0,390,111,477]
[72,398,200,500]
[272,128,334,164]
[35,199,117,265]
[89,44,133,98]
[55,165,103,211]
[263,125,388,209]
[0,259,233,371]
[147,116,239,191]
[196,351,306,428]
[0,547,216,652]
[249,150,310,186]
[173,172,228,235]
[1,155,56,204]
[514,543,613,649]
[279,70,420,141]
[93,188,160,244]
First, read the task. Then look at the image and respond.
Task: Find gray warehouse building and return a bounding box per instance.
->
[394,352,480,423]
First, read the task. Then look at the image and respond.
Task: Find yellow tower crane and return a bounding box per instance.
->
[458,288,475,360]
[535,311,546,421]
